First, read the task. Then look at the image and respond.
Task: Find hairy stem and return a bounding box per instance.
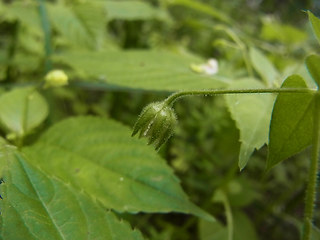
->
[302,95,320,240]
[164,88,317,106]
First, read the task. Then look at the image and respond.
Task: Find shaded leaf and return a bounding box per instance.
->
[0,87,48,137]
[306,54,320,87]
[225,79,275,170]
[308,11,320,46]
[54,50,228,91]
[267,75,315,170]
[23,116,213,221]
[199,210,258,240]
[249,47,279,87]
[0,143,144,240]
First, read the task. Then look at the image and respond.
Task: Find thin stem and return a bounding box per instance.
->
[302,95,320,240]
[37,0,53,73]
[164,88,317,106]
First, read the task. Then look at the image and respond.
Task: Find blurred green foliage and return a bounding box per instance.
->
[0,0,319,239]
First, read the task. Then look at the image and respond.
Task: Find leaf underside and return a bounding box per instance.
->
[225,78,275,170]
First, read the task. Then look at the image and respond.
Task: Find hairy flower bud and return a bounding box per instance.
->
[132,101,177,150]
[44,70,68,88]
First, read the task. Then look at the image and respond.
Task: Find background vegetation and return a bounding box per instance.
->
[0,0,320,239]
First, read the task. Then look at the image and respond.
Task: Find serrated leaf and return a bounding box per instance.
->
[105,1,169,21]
[0,144,144,240]
[249,47,279,87]
[0,87,48,137]
[54,50,227,91]
[267,75,315,170]
[308,11,320,46]
[306,54,320,87]
[225,79,275,170]
[23,116,213,221]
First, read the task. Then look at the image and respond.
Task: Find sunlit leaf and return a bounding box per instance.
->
[0,87,48,137]
[225,78,275,170]
[54,50,228,91]
[0,143,144,240]
[267,75,315,170]
[23,116,214,221]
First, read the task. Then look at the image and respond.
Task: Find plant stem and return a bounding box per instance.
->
[164,88,317,106]
[37,0,53,73]
[302,95,320,240]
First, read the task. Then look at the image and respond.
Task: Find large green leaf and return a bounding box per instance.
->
[308,11,320,46]
[23,117,213,221]
[267,75,315,170]
[225,79,275,170]
[249,47,279,87]
[54,50,228,91]
[306,54,320,87]
[0,87,48,137]
[105,0,169,21]
[0,143,144,240]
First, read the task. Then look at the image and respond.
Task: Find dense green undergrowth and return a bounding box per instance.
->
[0,0,320,240]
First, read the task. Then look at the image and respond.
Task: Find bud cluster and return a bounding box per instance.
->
[132,101,177,150]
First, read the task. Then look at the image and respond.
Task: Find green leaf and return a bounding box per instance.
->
[249,47,279,87]
[105,1,169,21]
[306,54,320,87]
[23,116,213,221]
[0,144,144,240]
[168,0,231,24]
[2,2,42,34]
[47,3,93,48]
[72,1,108,49]
[267,75,315,170]
[54,50,228,91]
[0,87,48,137]
[260,19,307,45]
[225,79,275,170]
[199,211,258,240]
[308,11,320,46]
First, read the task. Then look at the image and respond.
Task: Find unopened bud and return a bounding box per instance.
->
[44,70,68,88]
[132,101,177,150]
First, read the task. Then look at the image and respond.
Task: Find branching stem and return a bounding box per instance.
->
[164,88,317,106]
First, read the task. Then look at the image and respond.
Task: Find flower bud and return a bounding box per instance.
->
[132,101,177,150]
[44,70,68,88]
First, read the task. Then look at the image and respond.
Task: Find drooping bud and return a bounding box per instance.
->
[44,70,68,88]
[132,101,177,150]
